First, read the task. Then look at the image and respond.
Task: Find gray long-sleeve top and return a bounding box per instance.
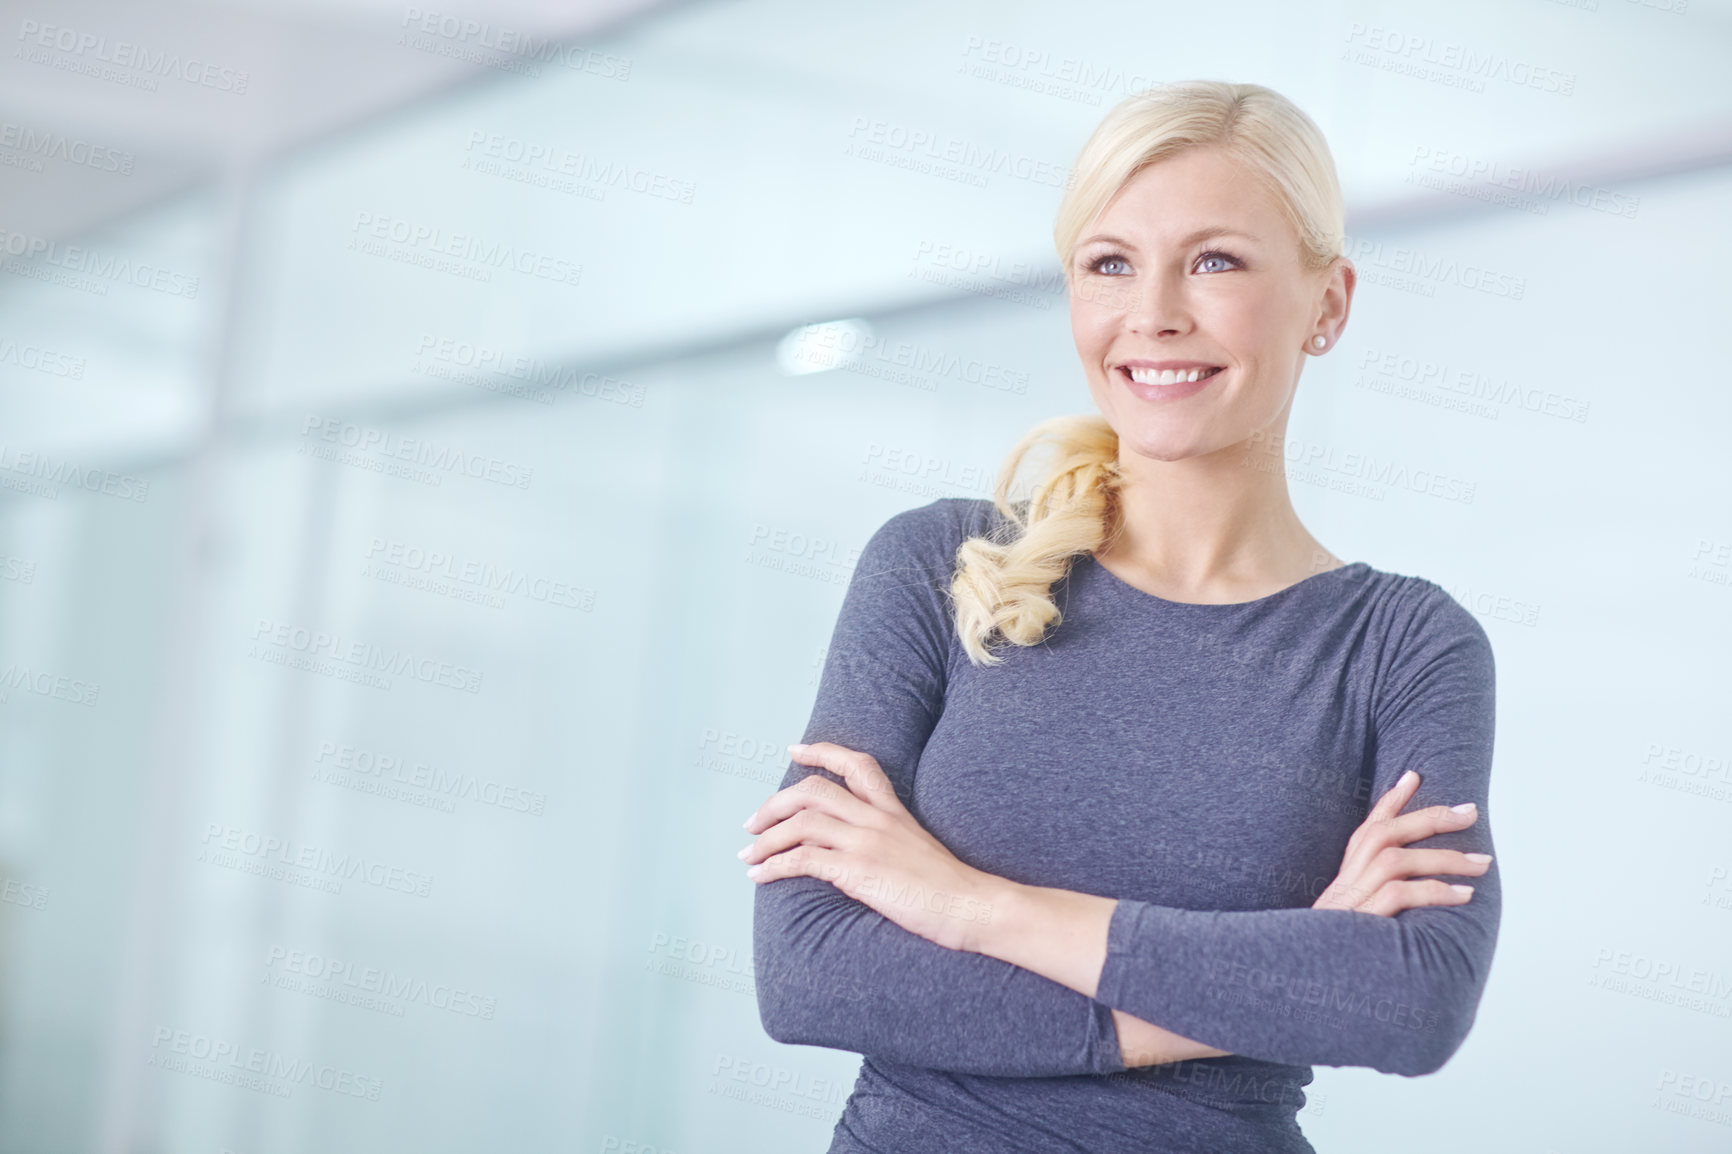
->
[751,497,1501,1154]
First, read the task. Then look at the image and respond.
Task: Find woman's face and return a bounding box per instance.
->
[1068,146,1351,464]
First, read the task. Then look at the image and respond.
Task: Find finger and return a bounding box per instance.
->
[1345,801,1478,864]
[740,809,857,866]
[788,742,904,812]
[1357,847,1493,893]
[1361,878,1474,917]
[1312,878,1378,912]
[1339,803,1478,877]
[1379,802,1479,847]
[746,772,874,834]
[1366,769,1422,823]
[745,843,847,887]
[1338,773,1424,872]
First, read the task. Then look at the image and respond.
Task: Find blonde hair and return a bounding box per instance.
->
[950,81,1346,668]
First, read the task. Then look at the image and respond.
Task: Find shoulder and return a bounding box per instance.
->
[1358,564,1496,689]
[866,498,1016,571]
[1389,570,1491,651]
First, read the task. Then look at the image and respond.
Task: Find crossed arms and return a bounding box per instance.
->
[750,506,1500,1079]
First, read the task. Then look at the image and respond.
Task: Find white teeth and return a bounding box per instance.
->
[1125,366,1218,386]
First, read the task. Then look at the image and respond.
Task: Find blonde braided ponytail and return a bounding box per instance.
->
[951,415,1124,667]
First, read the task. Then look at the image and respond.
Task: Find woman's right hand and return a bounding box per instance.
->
[1116,770,1489,1069]
[1313,769,1492,916]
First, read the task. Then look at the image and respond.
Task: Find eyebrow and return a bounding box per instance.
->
[1077,226,1261,250]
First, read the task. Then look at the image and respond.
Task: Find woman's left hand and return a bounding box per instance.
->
[740,742,1002,954]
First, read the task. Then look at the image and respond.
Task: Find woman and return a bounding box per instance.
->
[742,80,1499,1154]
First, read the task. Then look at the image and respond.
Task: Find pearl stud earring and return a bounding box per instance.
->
[1312,335,1326,349]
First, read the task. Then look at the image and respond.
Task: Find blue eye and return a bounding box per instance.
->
[1084,249,1242,276]
[1196,250,1240,273]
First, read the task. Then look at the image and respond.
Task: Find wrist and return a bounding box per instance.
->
[962,872,1027,956]
[966,879,1117,1000]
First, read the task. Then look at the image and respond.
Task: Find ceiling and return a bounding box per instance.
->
[3,0,1730,468]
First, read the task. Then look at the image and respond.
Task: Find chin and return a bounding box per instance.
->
[1112,425,1209,464]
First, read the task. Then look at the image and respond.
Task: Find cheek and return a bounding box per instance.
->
[1215,286,1297,342]
[1070,296,1118,359]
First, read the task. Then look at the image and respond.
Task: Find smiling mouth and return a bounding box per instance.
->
[1118,365,1225,386]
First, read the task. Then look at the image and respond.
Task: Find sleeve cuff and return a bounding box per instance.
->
[1096,897,1188,1014]
[1087,992,1127,1074]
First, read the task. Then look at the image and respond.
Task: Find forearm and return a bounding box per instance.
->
[968,869,1496,1075]
[968,879,1229,1067]
[754,871,1128,1078]
[1094,895,1499,1075]
[966,879,1116,996]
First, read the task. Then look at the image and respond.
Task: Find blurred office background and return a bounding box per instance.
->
[1,0,1730,1151]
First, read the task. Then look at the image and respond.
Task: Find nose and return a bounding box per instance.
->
[1123,269,1190,337]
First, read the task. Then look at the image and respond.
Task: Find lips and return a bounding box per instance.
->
[1116,362,1226,386]
[1115,363,1226,401]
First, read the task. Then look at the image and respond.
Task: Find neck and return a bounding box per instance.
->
[1096,426,1343,603]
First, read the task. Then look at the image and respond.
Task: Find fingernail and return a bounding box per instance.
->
[788,743,808,753]
[1451,802,1476,814]
[1449,884,1474,895]
[742,813,756,829]
[1398,770,1417,787]
[735,845,752,860]
[1465,852,1493,863]
[746,864,764,879]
